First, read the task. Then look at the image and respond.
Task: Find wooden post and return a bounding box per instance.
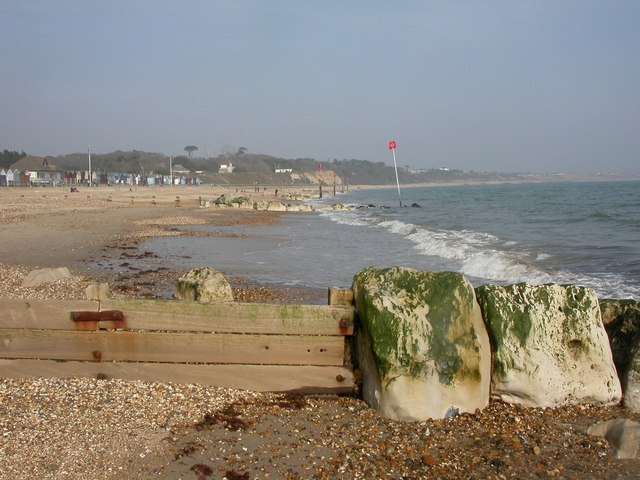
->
[328,287,354,306]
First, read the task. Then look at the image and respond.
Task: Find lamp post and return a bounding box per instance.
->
[88,145,92,187]
[170,156,173,186]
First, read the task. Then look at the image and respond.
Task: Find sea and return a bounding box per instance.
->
[145,180,640,300]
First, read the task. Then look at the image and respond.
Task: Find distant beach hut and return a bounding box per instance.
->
[7,169,19,187]
[0,169,6,187]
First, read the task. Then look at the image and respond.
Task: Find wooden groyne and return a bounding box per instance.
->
[0,291,355,394]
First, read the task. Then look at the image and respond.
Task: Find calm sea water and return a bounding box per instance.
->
[146,180,640,300]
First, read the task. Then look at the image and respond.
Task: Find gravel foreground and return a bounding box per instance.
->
[2,377,640,479]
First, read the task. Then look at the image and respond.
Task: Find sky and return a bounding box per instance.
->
[1,1,639,174]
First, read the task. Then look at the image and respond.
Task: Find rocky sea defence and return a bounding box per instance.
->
[199,195,402,213]
[175,267,234,303]
[200,194,315,212]
[476,283,620,408]
[352,266,638,424]
[602,299,640,411]
[352,267,490,421]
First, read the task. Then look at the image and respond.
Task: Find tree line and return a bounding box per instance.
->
[0,150,27,169]
[1,147,517,185]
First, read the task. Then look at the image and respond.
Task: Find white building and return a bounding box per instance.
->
[219,163,234,173]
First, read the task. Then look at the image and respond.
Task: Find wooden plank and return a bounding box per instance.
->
[0,329,345,366]
[0,359,354,394]
[0,299,98,329]
[0,298,355,335]
[103,299,355,335]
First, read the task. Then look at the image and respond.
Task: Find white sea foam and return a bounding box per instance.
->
[406,228,468,260]
[553,270,640,300]
[320,209,543,284]
[387,216,633,298]
[378,220,417,236]
[313,181,640,299]
[461,250,554,285]
[319,210,373,227]
[347,215,554,285]
[403,226,551,284]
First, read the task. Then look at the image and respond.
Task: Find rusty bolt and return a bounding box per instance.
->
[92,350,102,361]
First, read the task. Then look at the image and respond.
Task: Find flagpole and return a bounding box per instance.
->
[389,140,402,207]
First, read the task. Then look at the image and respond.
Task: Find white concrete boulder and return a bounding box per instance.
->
[266,201,287,211]
[476,283,621,408]
[352,266,491,421]
[209,194,253,209]
[175,267,234,303]
[285,203,315,212]
[21,267,72,287]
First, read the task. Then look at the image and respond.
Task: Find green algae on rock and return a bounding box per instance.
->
[602,298,640,411]
[476,283,621,408]
[352,266,490,421]
[175,267,234,303]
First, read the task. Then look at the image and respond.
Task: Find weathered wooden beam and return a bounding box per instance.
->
[0,329,346,366]
[0,299,99,329]
[103,299,355,335]
[0,298,355,335]
[0,359,354,394]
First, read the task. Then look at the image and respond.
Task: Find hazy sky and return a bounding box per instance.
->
[2,1,639,173]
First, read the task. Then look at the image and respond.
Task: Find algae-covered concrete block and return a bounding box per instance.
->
[602,298,640,411]
[476,283,621,408]
[175,267,234,303]
[352,266,491,421]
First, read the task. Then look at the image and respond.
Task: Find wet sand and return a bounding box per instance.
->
[0,185,326,303]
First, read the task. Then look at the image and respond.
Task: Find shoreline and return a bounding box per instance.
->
[2,175,638,301]
[0,185,328,303]
[1,177,637,302]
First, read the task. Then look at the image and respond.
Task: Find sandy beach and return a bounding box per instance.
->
[0,185,325,303]
[2,185,640,479]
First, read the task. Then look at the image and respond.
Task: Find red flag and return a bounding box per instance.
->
[388,140,396,150]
